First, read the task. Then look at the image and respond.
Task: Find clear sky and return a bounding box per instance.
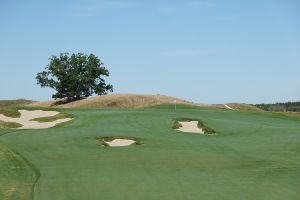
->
[0,0,299,104]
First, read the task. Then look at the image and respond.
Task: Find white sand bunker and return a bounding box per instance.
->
[0,110,73,129]
[177,121,204,134]
[104,139,136,147]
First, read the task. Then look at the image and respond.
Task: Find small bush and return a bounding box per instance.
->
[0,99,32,106]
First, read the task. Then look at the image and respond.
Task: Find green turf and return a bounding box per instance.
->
[0,105,299,200]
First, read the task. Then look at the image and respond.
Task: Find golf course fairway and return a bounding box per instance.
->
[0,104,299,200]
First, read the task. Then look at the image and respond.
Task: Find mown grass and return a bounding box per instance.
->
[0,143,38,200]
[0,120,22,129]
[172,118,217,134]
[0,109,21,118]
[30,113,75,122]
[0,105,299,200]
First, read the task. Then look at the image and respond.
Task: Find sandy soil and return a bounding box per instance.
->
[0,110,73,129]
[177,121,204,134]
[105,139,136,147]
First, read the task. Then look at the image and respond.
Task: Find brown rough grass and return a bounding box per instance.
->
[28,94,208,108]
[0,120,22,128]
[226,103,263,111]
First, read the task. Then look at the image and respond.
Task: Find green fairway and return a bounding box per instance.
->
[0,105,299,200]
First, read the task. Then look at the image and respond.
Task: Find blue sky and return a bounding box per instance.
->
[0,0,299,104]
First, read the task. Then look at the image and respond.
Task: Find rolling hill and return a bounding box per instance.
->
[28,94,208,108]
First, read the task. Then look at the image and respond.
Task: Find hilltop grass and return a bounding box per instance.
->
[226,103,263,111]
[0,104,299,200]
[29,94,202,109]
[30,113,75,122]
[173,118,217,134]
[0,99,33,107]
[0,109,21,118]
[277,112,300,120]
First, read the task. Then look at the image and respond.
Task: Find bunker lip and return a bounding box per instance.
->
[176,121,204,134]
[0,109,73,129]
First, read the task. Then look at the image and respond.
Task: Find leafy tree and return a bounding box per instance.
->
[36,53,113,101]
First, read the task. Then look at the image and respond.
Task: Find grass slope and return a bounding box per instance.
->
[0,105,299,200]
[0,110,21,118]
[226,103,263,111]
[0,121,22,129]
[28,94,207,108]
[0,142,38,200]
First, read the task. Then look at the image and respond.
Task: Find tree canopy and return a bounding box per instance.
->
[36,53,113,101]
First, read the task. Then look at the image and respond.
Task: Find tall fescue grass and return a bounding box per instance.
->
[0,109,21,118]
[0,120,22,128]
[0,99,33,106]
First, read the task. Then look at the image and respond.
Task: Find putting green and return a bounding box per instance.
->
[0,105,299,200]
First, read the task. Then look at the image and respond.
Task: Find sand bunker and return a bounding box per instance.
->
[104,139,136,147]
[176,121,204,134]
[0,110,73,129]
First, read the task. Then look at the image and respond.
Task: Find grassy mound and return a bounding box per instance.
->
[0,109,21,118]
[173,118,217,134]
[0,120,22,128]
[226,103,263,111]
[28,93,207,108]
